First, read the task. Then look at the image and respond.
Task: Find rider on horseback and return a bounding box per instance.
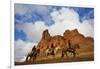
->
[51,44,55,55]
[26,45,36,62]
[32,45,37,56]
[68,40,72,49]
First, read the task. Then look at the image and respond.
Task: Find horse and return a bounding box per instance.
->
[61,44,80,58]
[25,47,39,62]
[45,47,55,56]
[45,48,55,56]
[45,46,62,57]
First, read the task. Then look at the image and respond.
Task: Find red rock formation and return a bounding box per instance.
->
[37,29,50,54]
[37,29,94,54]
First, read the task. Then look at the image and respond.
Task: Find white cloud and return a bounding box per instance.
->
[49,8,79,36]
[51,8,79,23]
[16,21,47,42]
[48,8,94,37]
[16,7,94,44]
[14,39,37,62]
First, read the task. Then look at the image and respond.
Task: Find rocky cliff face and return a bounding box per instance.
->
[37,29,94,54]
[37,29,51,53]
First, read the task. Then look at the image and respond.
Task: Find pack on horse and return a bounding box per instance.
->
[25,45,40,62]
[61,40,80,58]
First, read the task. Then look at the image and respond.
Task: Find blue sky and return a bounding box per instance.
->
[15,4,94,41]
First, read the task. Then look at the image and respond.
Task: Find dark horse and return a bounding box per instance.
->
[61,44,80,58]
[25,46,40,62]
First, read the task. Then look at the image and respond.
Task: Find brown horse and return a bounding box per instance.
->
[61,44,80,58]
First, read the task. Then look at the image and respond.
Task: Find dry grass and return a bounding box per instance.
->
[15,51,94,65]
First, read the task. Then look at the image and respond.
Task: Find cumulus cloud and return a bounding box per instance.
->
[49,8,94,37]
[15,4,54,26]
[15,7,94,62]
[16,7,93,38]
[14,39,37,62]
[51,8,79,23]
[16,21,47,42]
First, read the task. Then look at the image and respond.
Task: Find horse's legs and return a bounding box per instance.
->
[51,51,55,57]
[32,53,37,63]
[61,50,64,58]
[32,57,35,62]
[29,56,32,61]
[65,52,68,57]
[76,51,79,56]
[26,55,29,62]
[47,53,49,56]
[73,52,76,57]
[53,53,55,57]
[70,52,73,56]
[61,53,64,58]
